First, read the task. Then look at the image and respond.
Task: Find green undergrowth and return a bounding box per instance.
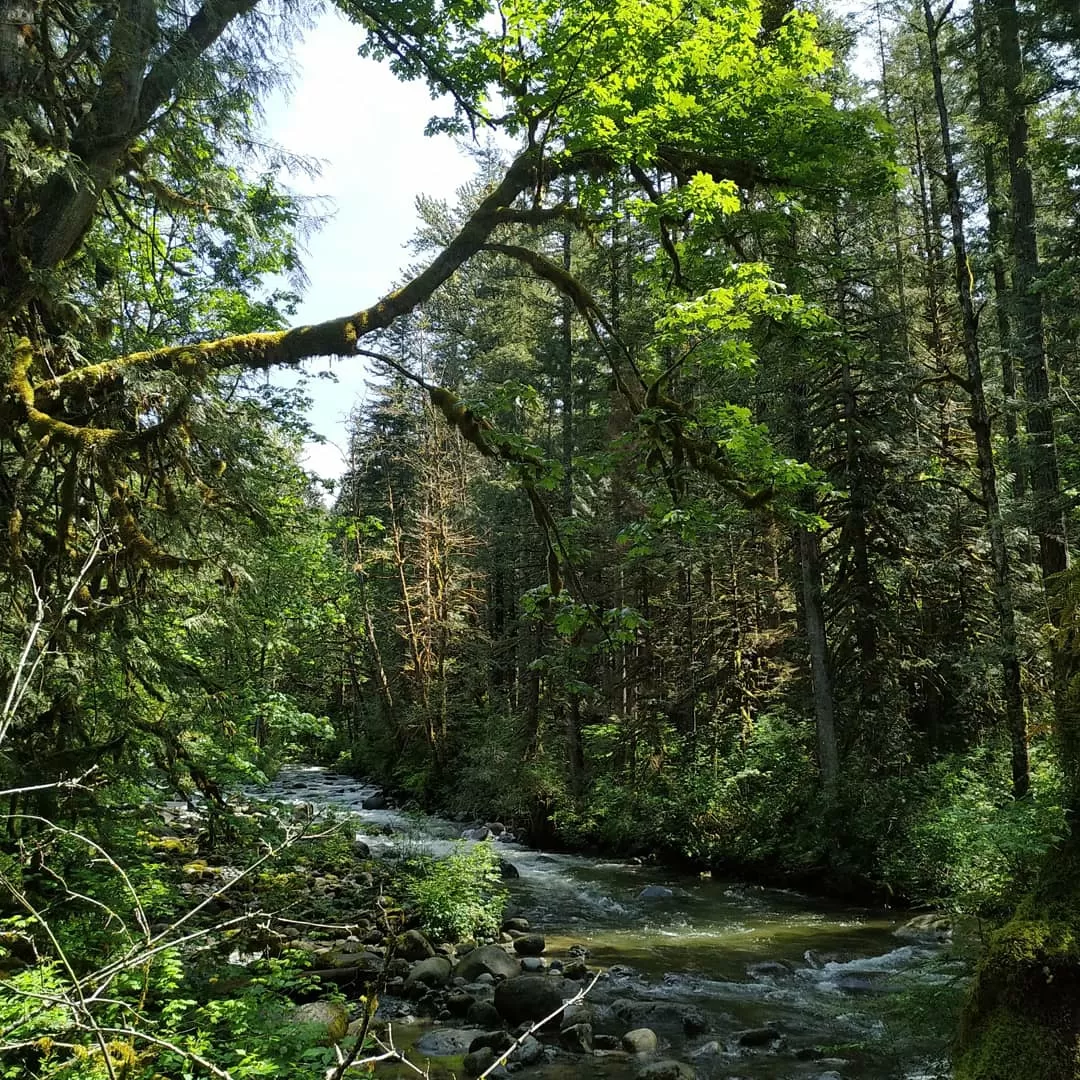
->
[345,711,1066,915]
[0,791,503,1079]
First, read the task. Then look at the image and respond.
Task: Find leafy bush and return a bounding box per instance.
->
[406,840,506,943]
[877,745,1065,914]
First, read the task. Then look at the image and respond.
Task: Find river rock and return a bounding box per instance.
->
[469,1031,514,1053]
[622,1028,658,1054]
[499,859,521,879]
[353,838,371,857]
[405,956,452,989]
[513,934,546,957]
[464,1048,496,1077]
[736,1027,782,1048]
[466,1000,503,1028]
[415,1028,486,1056]
[562,959,589,980]
[561,1003,597,1029]
[494,974,569,1026]
[638,886,674,900]
[485,822,506,836]
[561,1022,594,1053]
[894,913,952,942]
[637,1061,695,1080]
[400,929,437,961]
[513,1035,544,1066]
[362,794,388,810]
[318,948,383,972]
[463,826,492,841]
[447,991,475,1016]
[502,918,530,933]
[521,957,547,973]
[610,1001,709,1038]
[289,1001,349,1044]
[595,1034,620,1051]
[746,960,792,979]
[455,944,521,982]
[689,1041,722,1058]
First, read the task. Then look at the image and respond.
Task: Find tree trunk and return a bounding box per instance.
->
[798,525,840,792]
[956,1,1080,1072]
[923,0,1028,797]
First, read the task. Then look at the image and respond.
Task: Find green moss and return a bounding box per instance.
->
[955,839,1080,1080]
[956,1005,1077,1080]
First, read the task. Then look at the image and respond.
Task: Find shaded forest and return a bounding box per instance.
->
[2,0,1080,1075]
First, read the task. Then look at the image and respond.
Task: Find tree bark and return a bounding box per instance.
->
[923,0,1028,797]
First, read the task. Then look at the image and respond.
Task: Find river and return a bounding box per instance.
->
[258,765,960,1080]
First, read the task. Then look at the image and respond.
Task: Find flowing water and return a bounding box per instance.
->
[258,765,961,1080]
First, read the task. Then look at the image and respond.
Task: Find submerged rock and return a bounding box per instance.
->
[637,1059,695,1080]
[735,1026,783,1048]
[638,886,674,901]
[894,913,952,942]
[415,1028,485,1056]
[610,1001,708,1038]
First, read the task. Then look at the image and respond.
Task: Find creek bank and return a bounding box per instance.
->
[240,764,964,1080]
[335,767,931,908]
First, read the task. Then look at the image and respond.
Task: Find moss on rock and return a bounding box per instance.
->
[955,838,1080,1080]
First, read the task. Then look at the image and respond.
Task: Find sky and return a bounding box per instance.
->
[262,2,877,485]
[260,7,479,482]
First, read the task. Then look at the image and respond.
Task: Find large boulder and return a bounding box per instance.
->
[404,956,452,990]
[454,944,520,982]
[499,860,521,879]
[289,1001,349,1045]
[494,974,570,1026]
[362,794,388,810]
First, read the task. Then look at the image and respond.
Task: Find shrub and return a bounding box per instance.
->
[406,840,506,943]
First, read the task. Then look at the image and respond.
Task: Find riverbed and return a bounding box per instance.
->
[257,764,961,1080]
